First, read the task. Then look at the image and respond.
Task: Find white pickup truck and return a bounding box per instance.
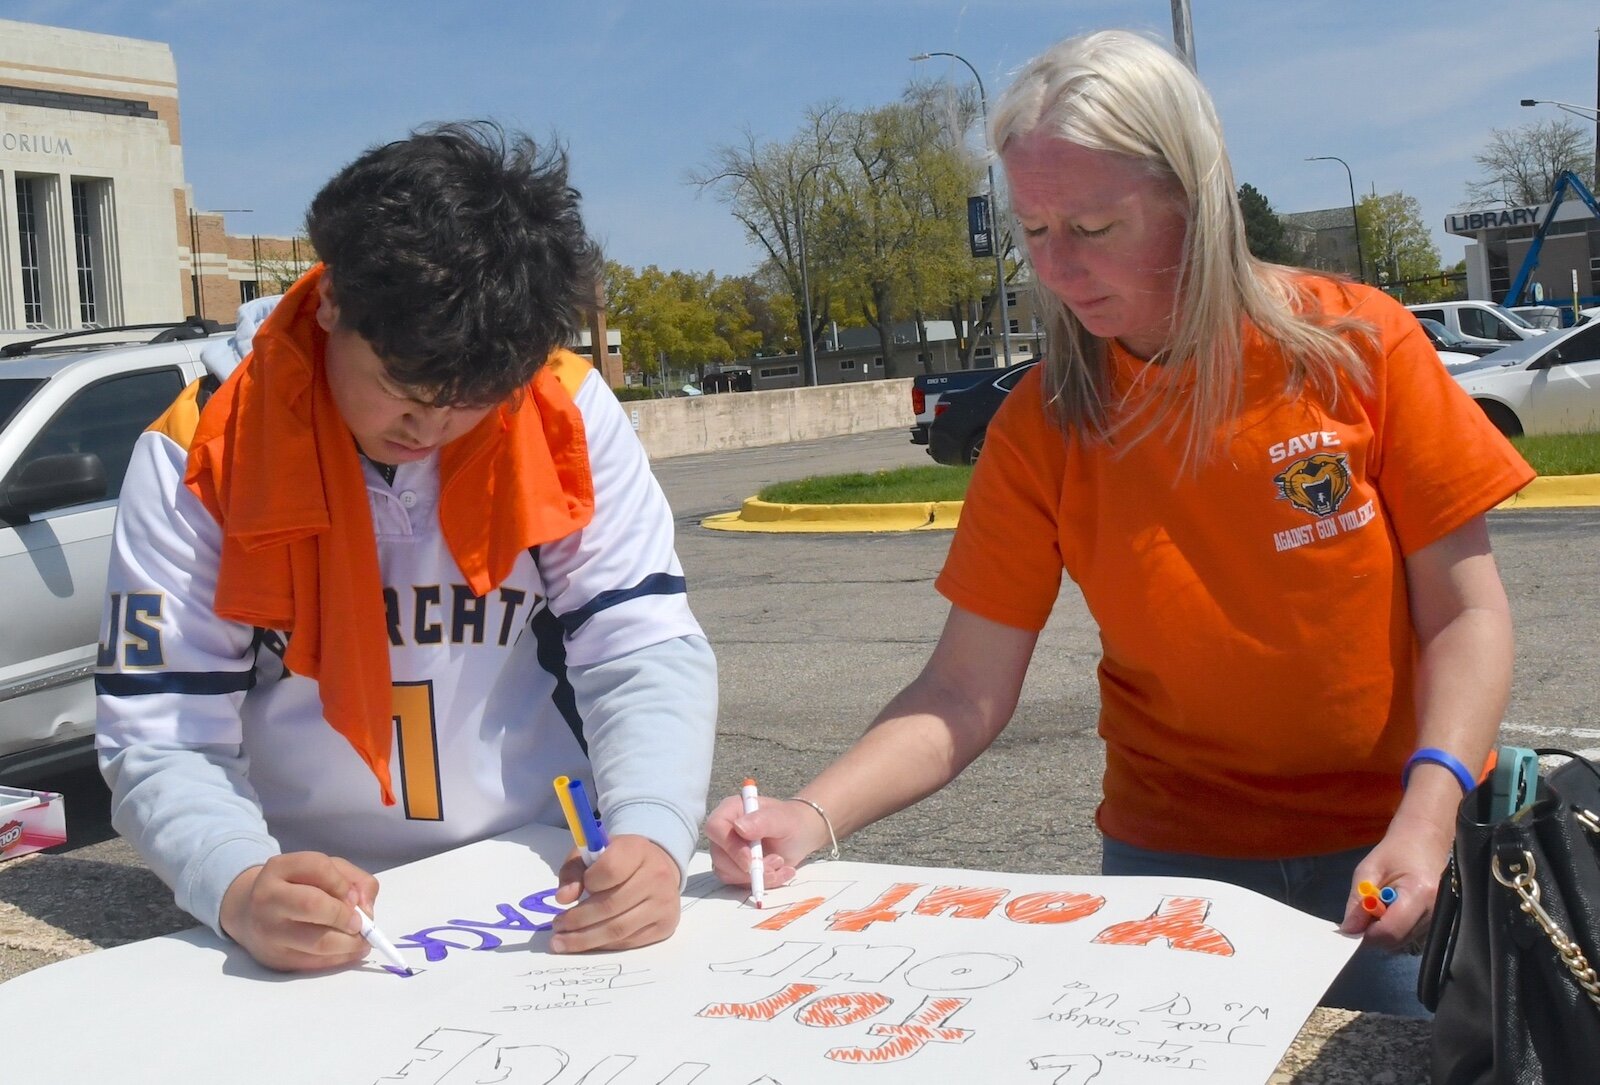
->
[0,321,227,780]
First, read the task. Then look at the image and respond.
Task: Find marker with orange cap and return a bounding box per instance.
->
[1358,879,1396,918]
[740,778,765,908]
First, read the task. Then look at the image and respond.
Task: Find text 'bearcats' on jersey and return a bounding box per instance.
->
[94,345,716,936]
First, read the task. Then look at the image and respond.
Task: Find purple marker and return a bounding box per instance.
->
[356,906,414,976]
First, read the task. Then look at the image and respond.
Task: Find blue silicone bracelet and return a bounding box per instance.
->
[1402,747,1478,794]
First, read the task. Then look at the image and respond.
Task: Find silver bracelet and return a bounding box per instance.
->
[793,797,840,860]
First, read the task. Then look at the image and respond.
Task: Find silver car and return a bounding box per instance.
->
[0,324,223,780]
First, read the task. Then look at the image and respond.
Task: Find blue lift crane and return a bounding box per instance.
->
[1501,170,1600,318]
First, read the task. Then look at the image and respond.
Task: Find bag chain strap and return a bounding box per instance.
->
[1492,848,1600,1011]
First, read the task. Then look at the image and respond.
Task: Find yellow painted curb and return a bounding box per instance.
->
[702,497,964,533]
[1498,474,1600,508]
[701,475,1600,533]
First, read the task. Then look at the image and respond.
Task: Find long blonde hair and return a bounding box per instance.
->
[989,30,1374,466]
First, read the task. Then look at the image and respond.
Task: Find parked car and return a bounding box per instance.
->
[1509,304,1566,331]
[928,361,1039,465]
[1406,300,1548,349]
[1450,320,1600,437]
[1415,317,1502,362]
[0,320,227,781]
[910,363,1010,445]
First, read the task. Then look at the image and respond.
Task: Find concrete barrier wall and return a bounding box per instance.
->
[623,378,914,460]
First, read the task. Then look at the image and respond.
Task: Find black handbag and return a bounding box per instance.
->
[1419,749,1600,1083]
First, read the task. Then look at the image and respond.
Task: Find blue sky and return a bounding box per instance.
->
[11,0,1599,277]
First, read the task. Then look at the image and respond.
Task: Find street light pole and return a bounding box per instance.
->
[1306,156,1365,285]
[795,160,824,387]
[1169,0,1197,71]
[187,206,252,319]
[912,51,1013,366]
[1521,92,1600,190]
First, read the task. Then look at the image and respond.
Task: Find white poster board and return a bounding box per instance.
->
[1,824,1358,1083]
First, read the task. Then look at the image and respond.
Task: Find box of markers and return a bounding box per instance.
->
[0,785,66,862]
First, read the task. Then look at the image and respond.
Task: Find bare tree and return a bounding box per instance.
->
[690,108,845,370]
[1464,118,1595,206]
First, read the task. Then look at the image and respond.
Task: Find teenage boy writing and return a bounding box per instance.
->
[97,122,715,971]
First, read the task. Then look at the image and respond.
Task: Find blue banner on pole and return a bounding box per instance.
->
[967,195,993,258]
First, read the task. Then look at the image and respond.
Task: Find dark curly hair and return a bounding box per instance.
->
[306,120,601,406]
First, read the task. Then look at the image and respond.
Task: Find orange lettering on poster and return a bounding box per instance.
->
[828,995,973,1063]
[827,883,921,932]
[1004,891,1106,925]
[697,982,821,1021]
[1091,896,1234,956]
[913,885,1008,920]
[753,896,827,931]
[795,991,893,1028]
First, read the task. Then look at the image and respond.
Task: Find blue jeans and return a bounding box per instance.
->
[1100,836,1428,1018]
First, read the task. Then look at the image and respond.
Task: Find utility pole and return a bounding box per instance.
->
[1170,0,1197,70]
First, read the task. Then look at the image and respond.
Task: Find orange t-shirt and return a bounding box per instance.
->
[936,277,1535,858]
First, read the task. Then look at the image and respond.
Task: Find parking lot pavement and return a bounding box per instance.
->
[4,428,1599,998]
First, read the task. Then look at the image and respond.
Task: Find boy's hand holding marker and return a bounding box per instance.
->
[548,776,686,954]
[219,851,385,973]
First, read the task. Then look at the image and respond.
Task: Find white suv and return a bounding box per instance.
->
[0,322,226,781]
[1406,301,1548,349]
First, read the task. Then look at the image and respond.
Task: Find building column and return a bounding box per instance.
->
[0,172,17,327]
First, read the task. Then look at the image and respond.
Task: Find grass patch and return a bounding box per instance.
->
[1509,432,1600,476]
[759,465,973,505]
[754,432,1600,509]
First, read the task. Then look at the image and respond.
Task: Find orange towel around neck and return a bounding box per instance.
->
[185,265,595,804]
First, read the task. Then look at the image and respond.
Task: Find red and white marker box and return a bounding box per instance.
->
[0,785,66,862]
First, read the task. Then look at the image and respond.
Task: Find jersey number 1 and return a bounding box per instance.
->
[392,681,443,820]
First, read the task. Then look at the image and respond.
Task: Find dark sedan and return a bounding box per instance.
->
[1416,317,1501,358]
[927,361,1039,465]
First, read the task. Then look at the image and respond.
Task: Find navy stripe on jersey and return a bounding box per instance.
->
[530,605,586,755]
[556,573,687,636]
[96,670,256,697]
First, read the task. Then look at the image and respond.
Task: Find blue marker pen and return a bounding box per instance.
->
[1379,885,1398,906]
[566,778,609,864]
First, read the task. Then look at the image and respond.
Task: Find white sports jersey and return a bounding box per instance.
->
[97,367,711,895]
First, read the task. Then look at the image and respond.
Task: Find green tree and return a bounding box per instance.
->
[818,96,984,375]
[696,83,999,378]
[731,270,797,355]
[1237,183,1296,264]
[1358,192,1449,303]
[1465,118,1596,206]
[603,261,758,383]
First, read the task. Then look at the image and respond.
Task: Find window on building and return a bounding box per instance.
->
[840,359,857,370]
[70,181,99,326]
[975,346,993,358]
[15,176,45,327]
[240,280,260,303]
[1006,291,1018,307]
[608,344,620,355]
[1009,319,1020,334]
[760,364,800,378]
[873,358,883,367]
